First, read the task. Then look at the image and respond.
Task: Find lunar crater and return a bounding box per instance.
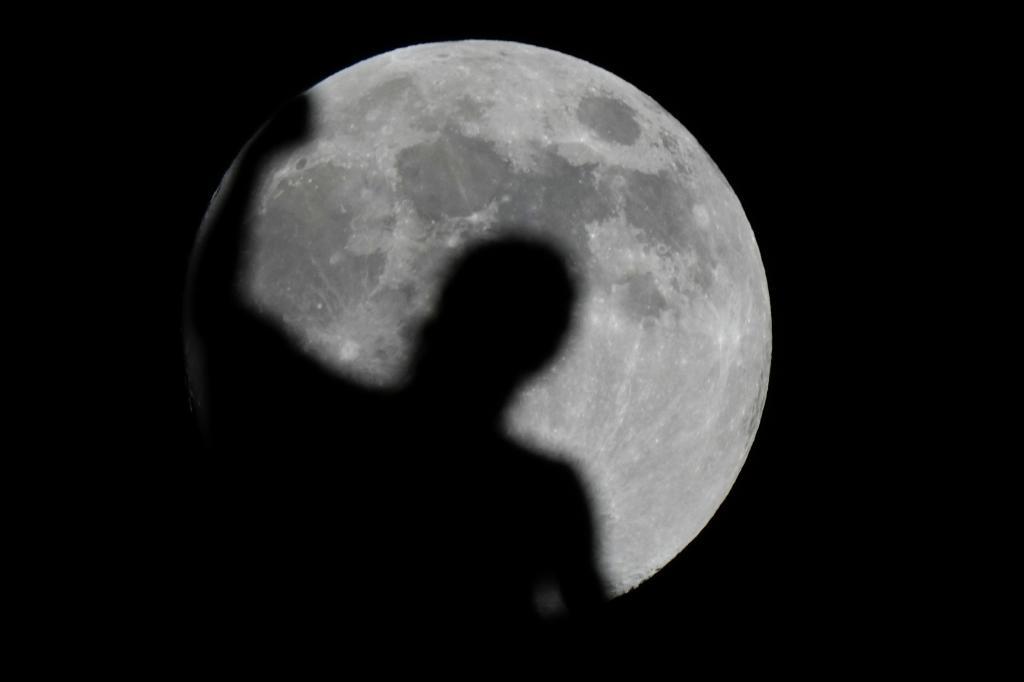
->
[576,94,642,146]
[396,129,511,221]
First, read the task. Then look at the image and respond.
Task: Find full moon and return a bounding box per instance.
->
[190,41,771,595]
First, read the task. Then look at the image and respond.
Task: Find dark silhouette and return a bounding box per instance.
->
[184,94,606,669]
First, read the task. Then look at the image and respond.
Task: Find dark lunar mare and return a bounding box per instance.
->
[184,94,607,671]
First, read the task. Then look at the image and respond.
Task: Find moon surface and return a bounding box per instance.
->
[198,41,770,595]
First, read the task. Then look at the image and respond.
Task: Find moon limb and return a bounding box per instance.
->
[234,40,771,595]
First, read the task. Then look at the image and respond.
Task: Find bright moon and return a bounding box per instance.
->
[198,40,771,595]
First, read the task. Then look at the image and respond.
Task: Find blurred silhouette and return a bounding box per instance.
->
[184,93,606,669]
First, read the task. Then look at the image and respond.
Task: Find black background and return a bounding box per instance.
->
[98,11,990,668]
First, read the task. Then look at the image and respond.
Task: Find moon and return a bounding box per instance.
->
[191,40,771,595]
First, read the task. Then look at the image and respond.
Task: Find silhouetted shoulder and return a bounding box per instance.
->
[529,450,590,509]
[495,442,598,557]
[541,454,595,545]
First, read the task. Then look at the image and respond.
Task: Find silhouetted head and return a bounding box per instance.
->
[411,235,578,424]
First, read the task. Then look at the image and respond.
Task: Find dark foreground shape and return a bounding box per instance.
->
[184,93,607,671]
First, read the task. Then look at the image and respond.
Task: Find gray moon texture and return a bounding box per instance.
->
[199,40,771,595]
